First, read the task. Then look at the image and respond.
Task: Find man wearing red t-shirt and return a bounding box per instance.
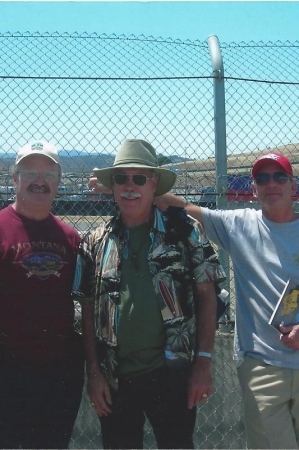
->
[0,141,84,449]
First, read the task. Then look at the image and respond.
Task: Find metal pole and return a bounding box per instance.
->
[207,35,231,327]
[207,34,227,209]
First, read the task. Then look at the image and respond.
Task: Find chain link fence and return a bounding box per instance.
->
[1,32,299,448]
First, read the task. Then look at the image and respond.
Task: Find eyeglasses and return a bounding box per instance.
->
[254,172,292,186]
[112,173,154,186]
[16,169,60,182]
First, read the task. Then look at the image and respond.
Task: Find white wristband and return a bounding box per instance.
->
[197,351,212,358]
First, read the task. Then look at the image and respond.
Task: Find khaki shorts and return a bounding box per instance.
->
[238,356,299,449]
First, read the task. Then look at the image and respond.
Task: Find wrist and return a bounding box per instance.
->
[183,197,189,208]
[196,351,212,359]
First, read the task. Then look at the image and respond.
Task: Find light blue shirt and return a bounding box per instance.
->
[202,207,299,368]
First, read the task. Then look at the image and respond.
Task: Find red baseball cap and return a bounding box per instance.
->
[252,152,293,178]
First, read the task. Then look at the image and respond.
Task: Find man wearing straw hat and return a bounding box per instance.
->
[73,138,225,449]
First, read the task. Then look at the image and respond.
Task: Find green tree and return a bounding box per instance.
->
[157,154,172,166]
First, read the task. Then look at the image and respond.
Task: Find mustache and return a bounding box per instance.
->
[120,192,141,199]
[28,184,51,194]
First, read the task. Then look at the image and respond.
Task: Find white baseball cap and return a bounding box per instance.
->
[16,141,60,166]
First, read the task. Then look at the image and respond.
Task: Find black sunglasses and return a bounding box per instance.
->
[112,173,153,186]
[254,172,292,186]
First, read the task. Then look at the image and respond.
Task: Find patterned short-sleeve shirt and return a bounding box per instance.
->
[73,207,225,387]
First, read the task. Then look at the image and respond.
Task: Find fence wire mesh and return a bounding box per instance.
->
[1,32,299,448]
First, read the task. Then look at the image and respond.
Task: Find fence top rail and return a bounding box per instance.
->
[0,32,298,81]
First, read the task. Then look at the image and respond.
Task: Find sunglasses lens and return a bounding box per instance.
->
[113,174,128,185]
[255,174,270,185]
[113,174,148,186]
[255,172,289,185]
[132,175,147,186]
[274,173,289,184]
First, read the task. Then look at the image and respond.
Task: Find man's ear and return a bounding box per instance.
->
[251,181,258,199]
[153,173,159,193]
[12,171,17,185]
[291,178,297,196]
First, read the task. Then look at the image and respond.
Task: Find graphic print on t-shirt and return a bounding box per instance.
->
[15,252,68,280]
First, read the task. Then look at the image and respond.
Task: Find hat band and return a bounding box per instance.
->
[114,160,157,168]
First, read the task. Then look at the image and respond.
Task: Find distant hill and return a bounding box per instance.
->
[59,153,115,173]
[0,151,188,174]
[59,150,90,157]
[0,152,115,174]
[170,155,190,163]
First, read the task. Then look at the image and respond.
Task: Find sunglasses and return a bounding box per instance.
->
[112,173,154,186]
[254,172,292,186]
[17,168,60,182]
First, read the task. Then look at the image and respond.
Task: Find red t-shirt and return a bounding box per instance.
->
[0,205,81,367]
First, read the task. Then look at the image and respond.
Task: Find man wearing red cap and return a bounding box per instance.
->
[154,152,299,449]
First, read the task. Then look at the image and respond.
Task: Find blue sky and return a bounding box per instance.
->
[0,1,298,43]
[0,1,298,160]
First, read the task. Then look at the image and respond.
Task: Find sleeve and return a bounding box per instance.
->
[188,217,227,285]
[200,207,234,252]
[72,233,97,305]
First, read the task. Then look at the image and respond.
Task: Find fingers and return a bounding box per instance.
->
[88,384,112,417]
[87,178,113,194]
[279,325,299,350]
[188,389,211,409]
[90,394,112,417]
[88,177,100,189]
[188,382,212,409]
[104,384,112,406]
[279,324,292,335]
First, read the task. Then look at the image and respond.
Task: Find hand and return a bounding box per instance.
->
[87,368,112,416]
[187,357,213,409]
[279,324,299,350]
[88,177,113,195]
[154,193,185,211]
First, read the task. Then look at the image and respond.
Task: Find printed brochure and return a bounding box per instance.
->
[269,279,299,329]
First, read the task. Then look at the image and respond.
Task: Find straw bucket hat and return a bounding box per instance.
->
[94,139,177,196]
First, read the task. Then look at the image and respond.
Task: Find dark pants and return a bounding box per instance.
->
[0,337,85,449]
[99,366,196,449]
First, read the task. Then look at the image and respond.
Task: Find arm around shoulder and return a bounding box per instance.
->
[154,193,203,223]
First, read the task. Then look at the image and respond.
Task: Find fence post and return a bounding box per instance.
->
[207,35,231,327]
[207,34,227,205]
